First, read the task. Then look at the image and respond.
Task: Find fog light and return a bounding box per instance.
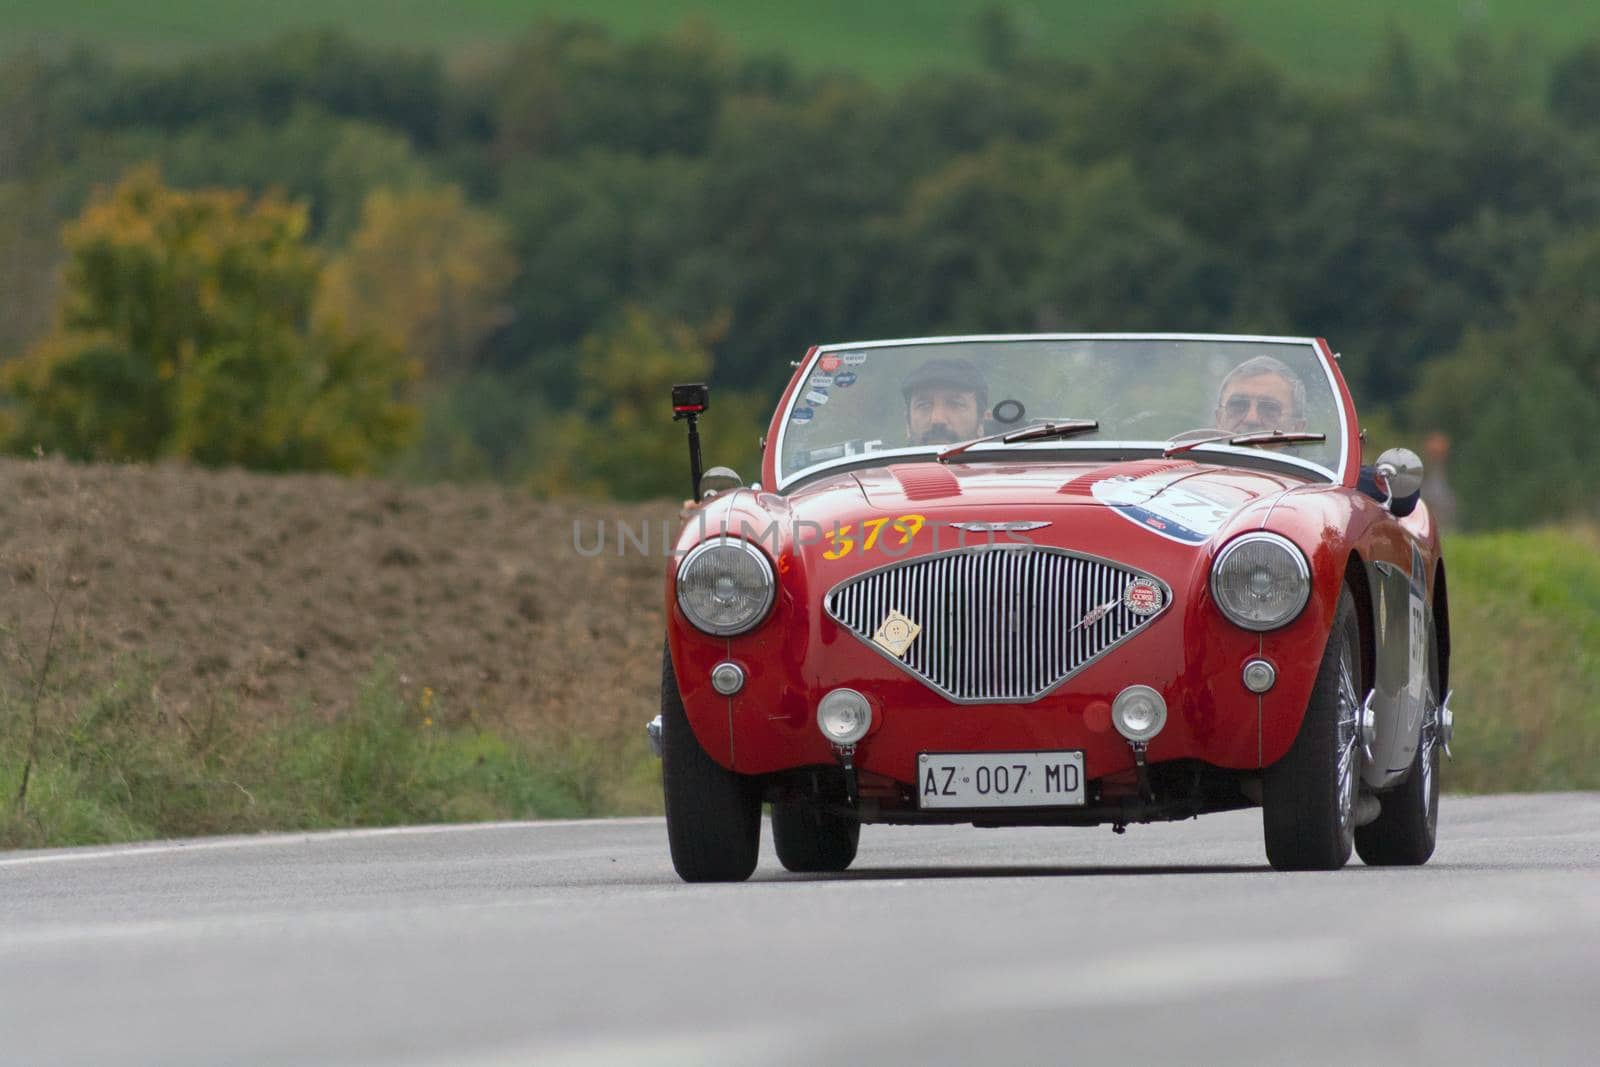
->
[710,661,745,696]
[817,688,872,745]
[1111,685,1167,743]
[1242,659,1276,694]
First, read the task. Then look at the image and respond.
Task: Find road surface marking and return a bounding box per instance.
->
[0,816,665,868]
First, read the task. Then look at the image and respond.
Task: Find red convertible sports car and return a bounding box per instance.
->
[650,334,1453,881]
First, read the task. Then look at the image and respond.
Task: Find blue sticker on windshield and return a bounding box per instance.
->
[834,371,857,388]
[791,405,814,424]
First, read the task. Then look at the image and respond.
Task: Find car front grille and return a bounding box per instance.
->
[823,545,1169,703]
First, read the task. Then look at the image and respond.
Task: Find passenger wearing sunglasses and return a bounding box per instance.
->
[1214,355,1417,515]
[1214,355,1306,435]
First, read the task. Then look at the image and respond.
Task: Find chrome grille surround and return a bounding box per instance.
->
[823,544,1172,704]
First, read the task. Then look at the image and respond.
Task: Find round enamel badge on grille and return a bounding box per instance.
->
[1123,578,1164,616]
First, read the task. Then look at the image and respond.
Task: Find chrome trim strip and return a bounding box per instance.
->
[822,544,1172,705]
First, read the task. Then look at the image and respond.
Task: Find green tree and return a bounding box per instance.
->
[1551,41,1600,131]
[1,166,416,471]
[880,145,1217,333]
[1413,227,1600,528]
[530,306,764,500]
[496,19,730,158]
[494,150,702,382]
[316,184,515,378]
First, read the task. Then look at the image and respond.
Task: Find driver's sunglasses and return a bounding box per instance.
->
[1223,394,1285,422]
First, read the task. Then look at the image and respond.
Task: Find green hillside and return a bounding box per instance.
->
[4,0,1597,79]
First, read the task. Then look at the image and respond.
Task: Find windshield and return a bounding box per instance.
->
[775,336,1346,488]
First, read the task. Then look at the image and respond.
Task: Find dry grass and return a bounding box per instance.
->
[0,456,676,845]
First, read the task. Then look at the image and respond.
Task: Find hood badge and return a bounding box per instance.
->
[1123,578,1165,617]
[1072,598,1120,631]
[873,609,922,658]
[947,520,1051,533]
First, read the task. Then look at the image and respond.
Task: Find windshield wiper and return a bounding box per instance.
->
[1162,428,1327,458]
[937,419,1099,463]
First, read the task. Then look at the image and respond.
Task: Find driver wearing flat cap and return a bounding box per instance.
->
[902,358,988,446]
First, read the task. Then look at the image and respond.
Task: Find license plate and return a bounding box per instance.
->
[917,750,1085,809]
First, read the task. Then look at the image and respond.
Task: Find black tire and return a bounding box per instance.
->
[771,799,860,873]
[1355,623,1441,866]
[1262,587,1363,871]
[661,643,761,883]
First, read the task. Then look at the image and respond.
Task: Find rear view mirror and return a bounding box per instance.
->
[1375,447,1424,506]
[699,466,743,498]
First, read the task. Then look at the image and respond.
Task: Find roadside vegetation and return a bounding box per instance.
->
[0,659,659,849]
[1444,524,1600,793]
[0,453,1591,849]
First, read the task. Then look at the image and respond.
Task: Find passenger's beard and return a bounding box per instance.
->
[916,425,961,445]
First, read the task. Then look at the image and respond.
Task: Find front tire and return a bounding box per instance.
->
[1355,623,1441,866]
[1262,587,1363,871]
[661,643,761,883]
[771,799,859,873]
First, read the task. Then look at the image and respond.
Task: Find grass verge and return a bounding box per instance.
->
[1442,523,1600,792]
[0,658,661,850]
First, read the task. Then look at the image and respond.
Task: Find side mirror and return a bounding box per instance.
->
[699,466,743,498]
[1375,447,1424,506]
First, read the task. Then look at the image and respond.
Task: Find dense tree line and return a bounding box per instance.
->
[1,12,1596,525]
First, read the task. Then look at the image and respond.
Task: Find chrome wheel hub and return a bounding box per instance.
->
[1335,648,1361,835]
[1419,688,1441,833]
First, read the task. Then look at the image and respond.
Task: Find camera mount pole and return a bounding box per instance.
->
[672,384,709,501]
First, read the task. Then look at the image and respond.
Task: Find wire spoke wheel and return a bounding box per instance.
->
[1262,586,1360,870]
[1354,617,1441,866]
[1335,649,1361,838]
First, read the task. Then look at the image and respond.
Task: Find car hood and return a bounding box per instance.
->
[742,458,1307,554]
[856,458,1295,508]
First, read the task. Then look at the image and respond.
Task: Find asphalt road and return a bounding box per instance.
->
[2,793,1597,1066]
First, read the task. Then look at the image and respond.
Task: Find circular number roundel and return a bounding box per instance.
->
[1124,578,1164,616]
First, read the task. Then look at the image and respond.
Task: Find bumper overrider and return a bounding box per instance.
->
[660,525,1329,821]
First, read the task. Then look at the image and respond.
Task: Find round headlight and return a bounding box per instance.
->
[817,688,872,745]
[1210,532,1311,632]
[1111,685,1167,743]
[676,539,776,636]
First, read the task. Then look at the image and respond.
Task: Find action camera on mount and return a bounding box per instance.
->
[671,383,710,499]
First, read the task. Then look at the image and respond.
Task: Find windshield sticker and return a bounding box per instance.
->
[804,388,830,406]
[841,351,868,366]
[818,354,843,372]
[834,371,858,388]
[810,375,836,389]
[1092,473,1234,545]
[790,405,814,424]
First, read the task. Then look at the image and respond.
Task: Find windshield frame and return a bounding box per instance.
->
[770,334,1351,493]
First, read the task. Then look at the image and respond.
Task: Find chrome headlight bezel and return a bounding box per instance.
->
[675,538,777,636]
[1209,532,1312,632]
